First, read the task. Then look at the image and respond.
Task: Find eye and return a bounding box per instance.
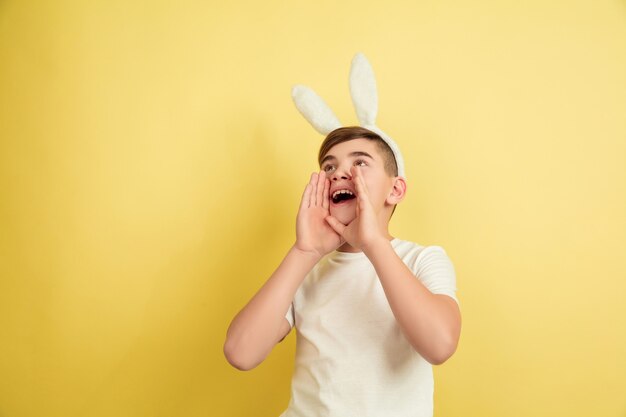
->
[323,164,336,172]
[354,159,367,167]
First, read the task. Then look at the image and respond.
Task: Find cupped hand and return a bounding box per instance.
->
[295,171,343,258]
[324,166,385,251]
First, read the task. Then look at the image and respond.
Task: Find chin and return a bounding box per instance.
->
[330,204,356,225]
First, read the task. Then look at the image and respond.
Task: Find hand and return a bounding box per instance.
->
[295,171,343,258]
[325,166,386,251]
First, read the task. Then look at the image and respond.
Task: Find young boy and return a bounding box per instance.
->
[224,124,461,416]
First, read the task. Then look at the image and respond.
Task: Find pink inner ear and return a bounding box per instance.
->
[391,177,407,200]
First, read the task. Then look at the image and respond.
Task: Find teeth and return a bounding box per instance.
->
[332,189,354,199]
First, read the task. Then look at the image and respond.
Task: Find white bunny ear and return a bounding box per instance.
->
[349,53,378,126]
[291,84,342,135]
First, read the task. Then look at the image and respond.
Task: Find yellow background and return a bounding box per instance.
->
[1,1,625,416]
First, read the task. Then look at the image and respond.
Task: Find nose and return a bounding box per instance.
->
[330,164,352,181]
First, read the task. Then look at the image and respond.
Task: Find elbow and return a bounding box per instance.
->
[426,347,454,366]
[424,342,457,366]
[421,331,460,366]
[428,312,462,365]
[223,338,259,371]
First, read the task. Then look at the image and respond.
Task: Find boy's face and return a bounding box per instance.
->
[320,138,398,225]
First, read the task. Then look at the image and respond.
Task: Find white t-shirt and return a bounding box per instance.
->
[279,238,459,417]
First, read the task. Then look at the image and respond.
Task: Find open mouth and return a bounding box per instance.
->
[331,189,356,204]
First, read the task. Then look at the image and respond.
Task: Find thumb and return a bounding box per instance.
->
[325,215,346,235]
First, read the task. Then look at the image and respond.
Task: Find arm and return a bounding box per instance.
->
[223,171,342,371]
[363,242,461,365]
[325,166,461,365]
[223,245,320,371]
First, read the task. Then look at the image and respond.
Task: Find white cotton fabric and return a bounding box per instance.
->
[280,239,459,417]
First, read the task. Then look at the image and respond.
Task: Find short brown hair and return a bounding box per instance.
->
[318,126,398,177]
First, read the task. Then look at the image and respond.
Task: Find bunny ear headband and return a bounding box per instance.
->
[291,52,405,177]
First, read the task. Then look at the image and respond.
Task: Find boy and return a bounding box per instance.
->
[224,55,461,416]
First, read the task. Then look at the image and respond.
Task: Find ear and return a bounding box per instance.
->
[349,53,378,126]
[291,84,342,135]
[386,176,407,205]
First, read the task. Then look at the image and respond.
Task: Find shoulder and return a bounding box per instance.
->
[393,239,459,305]
[392,238,452,267]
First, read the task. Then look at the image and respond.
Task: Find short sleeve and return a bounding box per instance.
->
[413,246,460,307]
[285,302,295,328]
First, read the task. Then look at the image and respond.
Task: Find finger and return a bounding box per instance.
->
[315,169,325,206]
[325,215,346,236]
[300,183,312,210]
[322,178,330,210]
[352,166,369,200]
[306,172,317,207]
[357,178,371,213]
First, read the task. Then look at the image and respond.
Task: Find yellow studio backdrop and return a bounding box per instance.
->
[0,0,625,416]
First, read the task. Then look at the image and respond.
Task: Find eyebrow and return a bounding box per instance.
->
[320,151,374,165]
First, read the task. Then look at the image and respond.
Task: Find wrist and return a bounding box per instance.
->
[362,236,392,257]
[290,244,324,265]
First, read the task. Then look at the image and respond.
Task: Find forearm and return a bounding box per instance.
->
[364,240,461,365]
[224,245,319,370]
